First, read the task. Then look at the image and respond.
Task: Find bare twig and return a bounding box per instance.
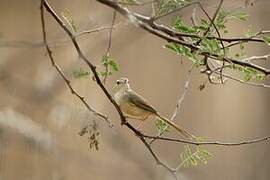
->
[143,134,270,146]
[150,65,194,144]
[242,54,270,62]
[117,0,156,6]
[75,26,116,38]
[103,10,117,84]
[191,3,198,26]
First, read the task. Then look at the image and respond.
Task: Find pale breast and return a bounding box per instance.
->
[115,92,152,120]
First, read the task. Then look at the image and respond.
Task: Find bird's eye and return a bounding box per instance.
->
[116,81,120,85]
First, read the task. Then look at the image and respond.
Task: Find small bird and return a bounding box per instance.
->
[113,77,195,139]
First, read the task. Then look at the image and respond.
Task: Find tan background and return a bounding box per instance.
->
[0,0,269,180]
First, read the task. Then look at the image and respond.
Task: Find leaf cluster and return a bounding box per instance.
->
[155,119,170,133]
[61,8,77,33]
[229,64,265,82]
[156,0,191,15]
[164,6,268,83]
[72,68,91,79]
[99,55,119,77]
[180,145,212,168]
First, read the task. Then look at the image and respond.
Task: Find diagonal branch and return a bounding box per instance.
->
[40,2,112,127]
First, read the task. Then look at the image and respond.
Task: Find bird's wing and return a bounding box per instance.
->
[126,90,157,114]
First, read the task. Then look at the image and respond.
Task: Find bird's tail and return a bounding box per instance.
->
[156,113,196,140]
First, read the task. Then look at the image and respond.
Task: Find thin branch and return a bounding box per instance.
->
[191,3,198,26]
[40,1,113,127]
[213,71,270,88]
[150,65,194,144]
[242,54,270,62]
[206,54,270,75]
[75,26,116,38]
[116,0,156,6]
[196,0,226,82]
[137,135,179,180]
[103,10,117,84]
[259,30,270,35]
[143,134,270,146]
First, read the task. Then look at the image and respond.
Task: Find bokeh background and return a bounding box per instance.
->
[0,0,269,180]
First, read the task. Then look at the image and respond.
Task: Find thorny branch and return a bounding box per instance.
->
[40,0,270,179]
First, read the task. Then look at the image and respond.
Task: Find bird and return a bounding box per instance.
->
[113,77,196,139]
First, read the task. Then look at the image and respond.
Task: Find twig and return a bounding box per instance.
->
[150,65,194,144]
[40,1,113,127]
[117,0,156,6]
[143,134,270,146]
[242,54,270,62]
[191,3,197,26]
[75,26,116,38]
[103,10,116,84]
[213,71,270,88]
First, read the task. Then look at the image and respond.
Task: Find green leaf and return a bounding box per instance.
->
[164,43,200,64]
[215,9,230,30]
[108,60,119,71]
[61,8,77,33]
[200,38,222,55]
[228,64,265,82]
[194,19,209,32]
[72,68,90,79]
[157,0,191,15]
[255,73,265,81]
[172,17,198,34]
[244,26,256,38]
[98,55,119,78]
[155,119,169,133]
[263,36,270,45]
[240,43,245,50]
[180,145,212,168]
[231,11,249,22]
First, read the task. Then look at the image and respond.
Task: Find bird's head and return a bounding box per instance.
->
[113,77,130,93]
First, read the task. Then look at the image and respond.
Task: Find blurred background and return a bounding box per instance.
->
[0,0,269,180]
